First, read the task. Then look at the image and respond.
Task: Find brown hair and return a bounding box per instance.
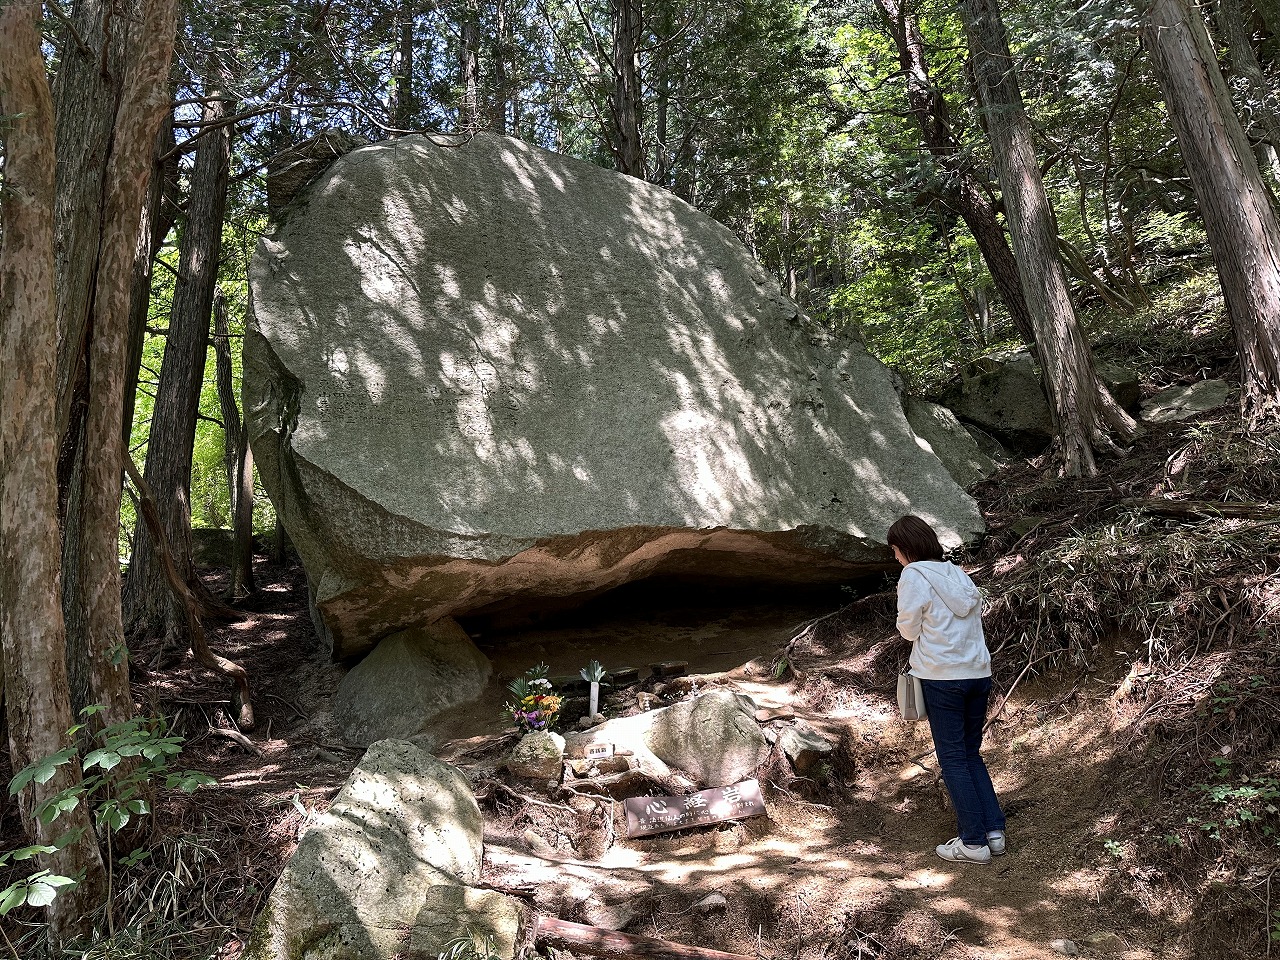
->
[887,515,944,564]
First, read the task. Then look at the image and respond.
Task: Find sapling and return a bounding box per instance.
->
[580,660,607,718]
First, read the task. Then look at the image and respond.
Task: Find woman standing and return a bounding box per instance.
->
[888,515,1006,864]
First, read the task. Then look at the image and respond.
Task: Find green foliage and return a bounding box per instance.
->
[0,708,213,918]
[579,659,607,684]
[437,929,504,960]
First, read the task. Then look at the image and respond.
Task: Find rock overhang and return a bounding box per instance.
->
[246,133,984,659]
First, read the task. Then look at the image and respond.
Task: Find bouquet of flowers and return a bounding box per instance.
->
[504,663,562,733]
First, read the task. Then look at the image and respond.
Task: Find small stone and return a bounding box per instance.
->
[754,707,795,722]
[508,731,566,780]
[1050,939,1079,956]
[522,828,554,857]
[778,721,837,773]
[763,728,778,745]
[636,692,660,711]
[1083,932,1125,952]
[577,713,606,730]
[694,893,728,914]
[650,660,688,678]
[610,667,641,686]
[582,898,636,930]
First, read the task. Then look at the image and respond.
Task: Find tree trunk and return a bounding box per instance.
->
[1144,0,1280,424]
[122,117,181,447]
[230,431,257,599]
[51,0,133,483]
[393,0,417,129]
[212,287,240,514]
[0,4,108,938]
[125,86,234,642]
[874,0,1037,348]
[610,0,645,178]
[957,0,1138,476]
[1215,0,1280,154]
[69,0,178,736]
[212,288,257,598]
[490,0,509,133]
[460,0,482,132]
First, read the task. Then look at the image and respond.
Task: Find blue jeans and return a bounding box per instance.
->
[920,677,1006,846]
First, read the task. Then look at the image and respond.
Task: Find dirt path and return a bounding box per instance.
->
[85,563,1189,960]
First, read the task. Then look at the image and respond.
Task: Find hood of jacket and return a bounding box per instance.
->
[906,561,981,617]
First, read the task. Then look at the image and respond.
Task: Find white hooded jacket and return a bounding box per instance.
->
[896,560,991,680]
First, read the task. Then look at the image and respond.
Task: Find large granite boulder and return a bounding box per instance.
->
[331,619,491,745]
[246,133,983,658]
[244,740,524,960]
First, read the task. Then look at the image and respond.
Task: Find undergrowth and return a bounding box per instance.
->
[967,412,1280,959]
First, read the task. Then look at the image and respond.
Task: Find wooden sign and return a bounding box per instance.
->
[585,742,614,759]
[623,780,766,838]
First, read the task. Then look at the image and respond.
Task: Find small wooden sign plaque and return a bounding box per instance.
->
[585,742,614,759]
[623,779,766,838]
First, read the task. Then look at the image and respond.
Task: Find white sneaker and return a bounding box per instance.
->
[987,831,1006,855]
[935,837,992,863]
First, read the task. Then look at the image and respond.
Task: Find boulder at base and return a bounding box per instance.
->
[939,352,1053,451]
[244,740,524,960]
[1141,379,1232,423]
[565,689,769,788]
[246,133,983,658]
[903,398,997,490]
[331,619,491,745]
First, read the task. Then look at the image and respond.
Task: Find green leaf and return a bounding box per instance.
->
[0,884,29,915]
[82,749,122,771]
[25,874,74,908]
[10,748,77,795]
[120,848,151,867]
[80,704,108,717]
[10,845,56,862]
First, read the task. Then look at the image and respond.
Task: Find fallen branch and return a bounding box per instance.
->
[207,725,262,755]
[534,915,756,960]
[124,454,255,730]
[1126,497,1280,521]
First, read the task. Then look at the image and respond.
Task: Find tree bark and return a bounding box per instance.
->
[874,0,1038,349]
[212,287,257,598]
[51,0,133,478]
[490,0,509,133]
[230,431,258,599]
[1145,0,1280,424]
[122,116,181,448]
[957,0,1138,476]
[212,286,240,514]
[0,3,108,937]
[125,85,234,642]
[71,0,179,735]
[393,0,417,129]
[1215,0,1280,153]
[610,0,645,178]
[460,0,482,132]
[1144,0,1280,424]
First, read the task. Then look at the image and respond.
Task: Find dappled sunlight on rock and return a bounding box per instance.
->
[246,132,982,658]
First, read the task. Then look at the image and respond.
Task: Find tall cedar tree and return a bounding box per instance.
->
[0,3,108,939]
[872,0,1037,349]
[956,0,1137,476]
[611,0,645,177]
[125,82,234,643]
[1143,0,1280,425]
